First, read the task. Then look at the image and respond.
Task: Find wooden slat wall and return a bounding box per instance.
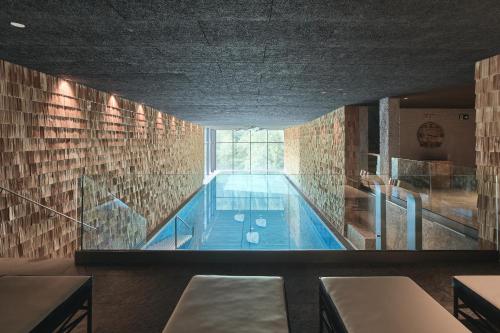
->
[475,54,500,242]
[0,60,204,257]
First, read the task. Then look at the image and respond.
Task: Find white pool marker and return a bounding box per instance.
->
[246,231,259,244]
[234,213,245,222]
[255,218,267,228]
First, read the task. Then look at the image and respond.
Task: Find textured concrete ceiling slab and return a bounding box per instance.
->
[1,0,500,128]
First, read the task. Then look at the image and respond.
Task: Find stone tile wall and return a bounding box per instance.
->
[0,60,204,257]
[284,106,362,234]
[284,127,300,175]
[379,97,400,177]
[475,54,500,242]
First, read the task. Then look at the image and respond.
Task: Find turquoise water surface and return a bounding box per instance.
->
[144,174,345,250]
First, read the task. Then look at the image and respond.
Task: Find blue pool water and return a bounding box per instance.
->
[144,174,345,250]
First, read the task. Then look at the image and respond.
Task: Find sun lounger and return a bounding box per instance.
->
[319,276,469,333]
[0,275,92,332]
[453,275,500,331]
[163,275,289,333]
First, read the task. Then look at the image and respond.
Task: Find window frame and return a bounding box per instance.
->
[214,129,284,173]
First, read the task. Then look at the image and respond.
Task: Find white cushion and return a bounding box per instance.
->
[163,275,289,333]
[0,275,91,333]
[454,275,500,310]
[320,276,469,333]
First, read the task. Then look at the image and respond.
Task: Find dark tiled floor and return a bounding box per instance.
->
[1,259,499,332]
[75,261,500,332]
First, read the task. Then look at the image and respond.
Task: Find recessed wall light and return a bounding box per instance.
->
[403,97,409,100]
[10,22,26,28]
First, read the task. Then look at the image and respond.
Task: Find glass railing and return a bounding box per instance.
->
[78,173,204,251]
[389,157,478,230]
[0,182,95,256]
[77,171,499,252]
[289,171,496,251]
[79,175,148,250]
[174,216,194,249]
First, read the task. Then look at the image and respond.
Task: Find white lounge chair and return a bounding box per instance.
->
[163,275,289,333]
[453,275,500,331]
[319,276,469,333]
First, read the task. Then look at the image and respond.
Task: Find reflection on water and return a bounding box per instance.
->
[144,174,345,250]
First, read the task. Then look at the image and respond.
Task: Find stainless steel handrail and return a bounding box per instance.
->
[496,175,499,252]
[0,185,96,230]
[394,180,423,250]
[406,189,423,250]
[174,215,194,249]
[368,175,387,250]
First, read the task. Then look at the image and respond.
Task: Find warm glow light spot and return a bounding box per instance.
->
[48,79,79,118]
[134,104,146,137]
[58,80,74,97]
[156,111,163,129]
[108,95,118,108]
[170,116,176,131]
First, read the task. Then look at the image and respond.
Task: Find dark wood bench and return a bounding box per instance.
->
[0,275,92,332]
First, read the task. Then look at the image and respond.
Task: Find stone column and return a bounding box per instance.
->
[379,97,400,177]
[475,54,500,244]
[358,106,369,173]
[344,105,370,190]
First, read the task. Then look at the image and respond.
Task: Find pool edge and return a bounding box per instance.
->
[75,249,499,266]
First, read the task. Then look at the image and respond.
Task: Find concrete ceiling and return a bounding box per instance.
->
[1,1,500,128]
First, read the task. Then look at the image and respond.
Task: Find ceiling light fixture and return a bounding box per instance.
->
[403,97,409,100]
[10,21,26,28]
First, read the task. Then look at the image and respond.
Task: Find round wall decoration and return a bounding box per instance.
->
[417,122,444,148]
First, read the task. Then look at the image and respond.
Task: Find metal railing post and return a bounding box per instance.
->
[174,216,178,249]
[406,191,422,250]
[173,215,193,250]
[369,175,387,250]
[79,174,85,251]
[496,175,499,253]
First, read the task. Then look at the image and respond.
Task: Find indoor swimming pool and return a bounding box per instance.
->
[143,174,345,250]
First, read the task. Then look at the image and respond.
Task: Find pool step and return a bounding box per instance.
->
[144,235,193,250]
[177,235,193,249]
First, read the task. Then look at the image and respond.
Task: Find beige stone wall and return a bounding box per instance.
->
[0,60,204,257]
[476,54,500,242]
[382,200,477,250]
[379,97,400,176]
[283,127,300,183]
[284,106,362,234]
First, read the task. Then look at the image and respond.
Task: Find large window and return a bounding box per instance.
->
[215,129,284,173]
